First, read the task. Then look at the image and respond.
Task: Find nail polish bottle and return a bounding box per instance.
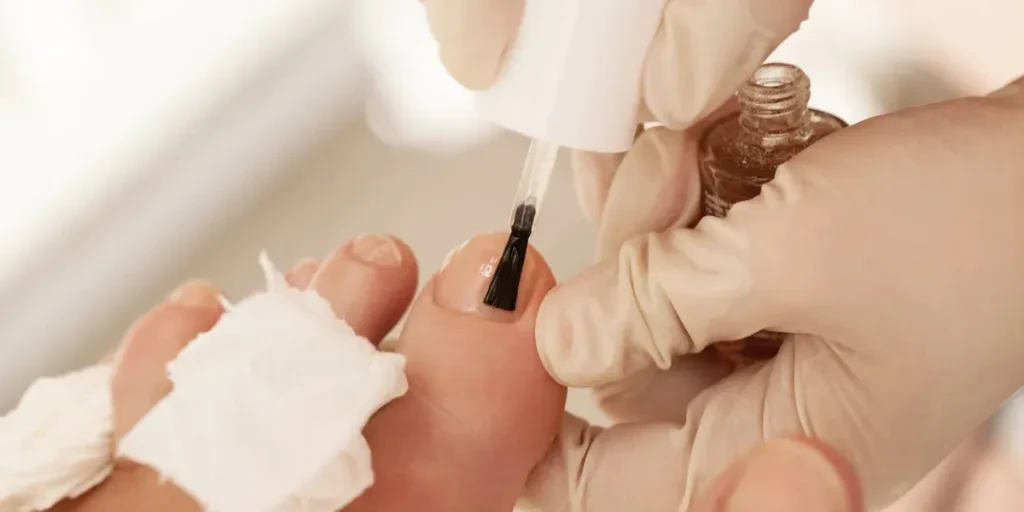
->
[698,62,847,366]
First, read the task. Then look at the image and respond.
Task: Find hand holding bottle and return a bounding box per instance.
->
[425,0,1024,509]
[526,77,1024,511]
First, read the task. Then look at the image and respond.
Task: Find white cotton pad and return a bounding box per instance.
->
[117,253,409,512]
[0,364,115,512]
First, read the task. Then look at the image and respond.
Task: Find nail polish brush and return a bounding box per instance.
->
[474,0,665,310]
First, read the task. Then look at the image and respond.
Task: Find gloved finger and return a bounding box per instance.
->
[284,258,320,289]
[111,281,223,445]
[521,413,685,512]
[582,100,738,261]
[569,124,647,228]
[594,352,731,424]
[690,438,861,512]
[570,144,625,227]
[987,74,1024,102]
[591,126,702,260]
[570,103,739,422]
[523,349,865,512]
[541,86,1024,508]
[539,110,825,386]
[422,0,525,90]
[349,233,565,512]
[643,0,813,129]
[309,234,418,344]
[535,211,781,388]
[880,425,994,512]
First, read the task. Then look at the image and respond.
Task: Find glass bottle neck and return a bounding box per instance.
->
[737,63,812,140]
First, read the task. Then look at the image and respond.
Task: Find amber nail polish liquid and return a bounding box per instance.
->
[698,63,847,367]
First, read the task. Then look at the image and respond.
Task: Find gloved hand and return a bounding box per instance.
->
[424,0,814,129]
[424,0,1024,509]
[689,437,862,512]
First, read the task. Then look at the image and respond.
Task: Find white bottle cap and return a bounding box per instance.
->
[475,0,665,154]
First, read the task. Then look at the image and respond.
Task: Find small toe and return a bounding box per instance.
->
[309,234,418,344]
[285,258,321,289]
[111,281,222,443]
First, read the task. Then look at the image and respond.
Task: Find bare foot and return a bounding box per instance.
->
[56,233,565,511]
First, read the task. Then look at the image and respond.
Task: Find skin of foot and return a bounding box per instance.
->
[53,232,565,512]
[49,231,869,512]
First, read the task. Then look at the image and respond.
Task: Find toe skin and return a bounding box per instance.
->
[285,259,321,289]
[349,235,566,512]
[111,294,222,443]
[310,234,419,344]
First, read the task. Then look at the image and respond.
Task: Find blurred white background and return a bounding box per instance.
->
[0,0,1023,508]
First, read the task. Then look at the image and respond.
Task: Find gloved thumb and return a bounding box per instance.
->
[534,207,794,387]
[692,438,862,512]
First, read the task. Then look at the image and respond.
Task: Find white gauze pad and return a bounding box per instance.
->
[116,253,408,512]
[0,364,114,512]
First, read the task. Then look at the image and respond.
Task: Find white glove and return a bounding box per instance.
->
[424,0,1024,509]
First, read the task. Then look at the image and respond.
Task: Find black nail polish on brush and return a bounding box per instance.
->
[483,202,537,311]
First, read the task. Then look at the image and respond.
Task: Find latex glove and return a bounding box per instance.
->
[423,0,815,129]
[425,0,1024,509]
[525,77,1024,511]
[690,438,862,512]
[422,0,815,247]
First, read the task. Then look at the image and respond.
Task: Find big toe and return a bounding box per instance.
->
[350,233,566,512]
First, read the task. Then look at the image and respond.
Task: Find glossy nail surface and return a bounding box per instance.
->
[433,233,538,322]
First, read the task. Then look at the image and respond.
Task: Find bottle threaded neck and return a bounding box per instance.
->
[737,63,811,135]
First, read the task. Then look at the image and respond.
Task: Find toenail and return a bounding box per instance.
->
[169,280,221,309]
[346,234,403,267]
[433,233,538,321]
